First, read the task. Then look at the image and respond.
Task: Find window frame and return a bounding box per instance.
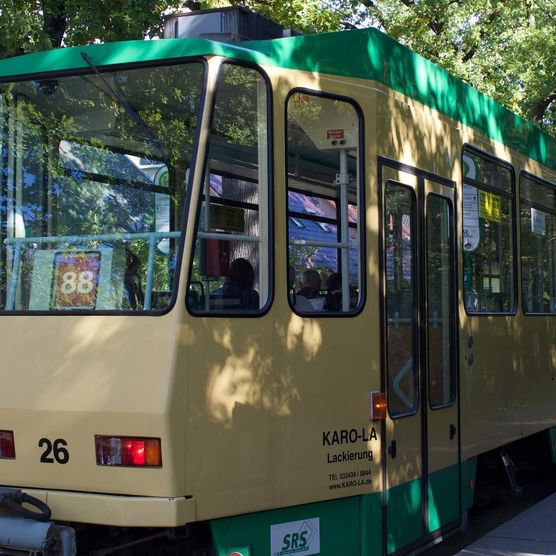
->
[0,57,209,317]
[285,87,366,318]
[519,170,556,316]
[461,144,517,316]
[185,59,274,318]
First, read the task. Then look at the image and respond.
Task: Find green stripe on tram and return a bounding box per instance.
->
[209,459,478,555]
[428,465,460,532]
[0,38,258,78]
[0,28,553,171]
[210,493,382,556]
[386,477,423,553]
[244,30,553,170]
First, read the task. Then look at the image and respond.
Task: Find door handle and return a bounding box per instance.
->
[388,440,397,459]
[449,424,457,440]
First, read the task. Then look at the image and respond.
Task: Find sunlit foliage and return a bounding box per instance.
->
[3,0,556,135]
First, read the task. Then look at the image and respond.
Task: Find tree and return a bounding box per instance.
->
[0,0,343,60]
[0,0,184,57]
[226,0,345,33]
[4,0,556,135]
[348,0,556,133]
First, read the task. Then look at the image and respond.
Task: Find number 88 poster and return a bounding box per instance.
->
[51,251,101,309]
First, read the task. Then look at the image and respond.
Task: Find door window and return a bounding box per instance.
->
[426,195,456,408]
[384,182,418,417]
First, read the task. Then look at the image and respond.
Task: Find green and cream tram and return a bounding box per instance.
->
[0,9,555,555]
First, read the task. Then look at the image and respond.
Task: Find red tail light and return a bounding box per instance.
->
[0,430,15,459]
[95,436,161,467]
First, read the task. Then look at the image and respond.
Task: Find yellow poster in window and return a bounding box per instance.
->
[478,191,501,222]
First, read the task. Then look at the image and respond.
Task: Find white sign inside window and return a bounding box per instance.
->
[463,184,480,251]
[531,207,546,236]
[463,154,480,252]
[155,167,171,254]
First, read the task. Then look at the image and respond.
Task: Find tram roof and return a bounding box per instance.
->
[0,27,554,172]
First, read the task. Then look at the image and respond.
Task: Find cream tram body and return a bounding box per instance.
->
[0,26,555,556]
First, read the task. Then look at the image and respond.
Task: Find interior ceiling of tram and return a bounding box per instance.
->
[287,125,358,203]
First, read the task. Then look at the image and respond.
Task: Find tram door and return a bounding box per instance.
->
[381,162,459,554]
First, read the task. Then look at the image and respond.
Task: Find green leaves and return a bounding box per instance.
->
[358,0,556,134]
[0,0,184,56]
[3,0,556,135]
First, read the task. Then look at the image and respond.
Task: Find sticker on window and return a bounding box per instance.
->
[51,251,101,309]
[531,207,546,236]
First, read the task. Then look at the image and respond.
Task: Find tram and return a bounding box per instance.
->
[1,7,556,555]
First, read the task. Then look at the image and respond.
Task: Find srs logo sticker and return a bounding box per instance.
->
[270,518,320,555]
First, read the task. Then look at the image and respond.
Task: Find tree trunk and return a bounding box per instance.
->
[41,0,67,48]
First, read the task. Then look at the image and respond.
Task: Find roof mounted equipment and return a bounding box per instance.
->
[164,6,296,42]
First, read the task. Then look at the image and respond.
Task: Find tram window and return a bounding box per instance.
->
[187,64,270,314]
[385,183,418,417]
[520,173,556,314]
[0,63,204,312]
[286,92,363,315]
[427,195,456,408]
[462,148,515,313]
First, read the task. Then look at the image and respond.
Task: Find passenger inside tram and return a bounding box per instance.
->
[212,257,259,310]
[296,269,324,311]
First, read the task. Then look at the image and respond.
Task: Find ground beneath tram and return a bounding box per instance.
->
[423,463,556,555]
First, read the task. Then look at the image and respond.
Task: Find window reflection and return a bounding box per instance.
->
[520,173,556,314]
[462,149,515,313]
[187,64,269,314]
[286,92,362,315]
[427,195,455,408]
[0,62,203,312]
[385,183,417,417]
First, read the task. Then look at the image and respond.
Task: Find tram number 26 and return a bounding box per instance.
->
[39,438,69,464]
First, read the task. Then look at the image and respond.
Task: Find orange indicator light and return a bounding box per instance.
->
[145,438,162,467]
[370,391,387,421]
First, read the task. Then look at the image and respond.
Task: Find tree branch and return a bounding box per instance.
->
[529,93,556,124]
[461,7,501,63]
[531,0,556,24]
[357,0,390,30]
